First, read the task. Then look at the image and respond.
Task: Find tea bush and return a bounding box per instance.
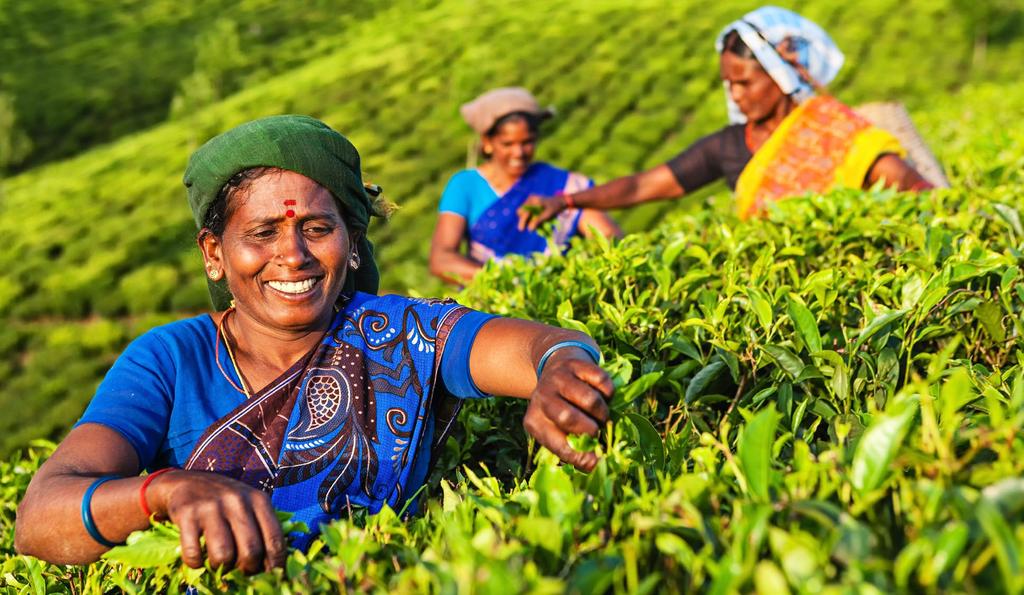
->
[3,80,1024,591]
[1,0,1022,454]
[2,0,1024,591]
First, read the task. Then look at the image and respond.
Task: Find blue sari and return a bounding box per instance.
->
[184,293,480,549]
[468,162,591,263]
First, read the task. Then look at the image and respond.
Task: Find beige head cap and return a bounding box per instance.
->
[459,87,554,135]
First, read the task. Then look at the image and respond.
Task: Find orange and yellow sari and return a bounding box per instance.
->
[734,95,905,219]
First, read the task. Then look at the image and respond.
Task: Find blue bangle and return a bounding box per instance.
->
[536,340,602,379]
[81,475,123,548]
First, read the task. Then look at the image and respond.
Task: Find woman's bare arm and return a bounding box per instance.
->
[468,317,614,472]
[429,213,482,285]
[518,164,684,231]
[577,209,623,240]
[15,424,285,573]
[865,154,934,191]
[15,425,148,564]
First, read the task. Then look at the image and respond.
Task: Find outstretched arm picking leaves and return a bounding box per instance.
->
[517,164,684,231]
[469,318,614,472]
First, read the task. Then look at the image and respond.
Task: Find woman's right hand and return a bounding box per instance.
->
[517,194,567,231]
[148,470,286,574]
[524,353,613,472]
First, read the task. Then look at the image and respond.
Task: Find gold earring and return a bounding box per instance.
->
[208,267,221,280]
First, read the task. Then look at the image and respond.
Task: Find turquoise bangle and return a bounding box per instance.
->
[81,475,123,548]
[535,340,601,379]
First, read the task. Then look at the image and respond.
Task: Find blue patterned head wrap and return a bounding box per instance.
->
[715,6,844,124]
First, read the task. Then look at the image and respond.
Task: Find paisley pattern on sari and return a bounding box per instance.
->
[185,293,472,548]
[468,162,590,263]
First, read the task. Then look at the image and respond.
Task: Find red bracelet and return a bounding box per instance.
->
[139,468,176,518]
[554,190,576,210]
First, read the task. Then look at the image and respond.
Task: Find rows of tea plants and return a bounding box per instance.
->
[1,0,1022,453]
[8,0,1014,171]
[0,0,408,170]
[2,89,1023,590]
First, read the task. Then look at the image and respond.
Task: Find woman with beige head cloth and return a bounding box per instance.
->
[429,87,620,285]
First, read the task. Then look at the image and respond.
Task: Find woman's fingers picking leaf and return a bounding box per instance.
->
[523,405,598,472]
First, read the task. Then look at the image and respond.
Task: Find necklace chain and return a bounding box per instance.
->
[215,307,252,399]
[213,298,348,400]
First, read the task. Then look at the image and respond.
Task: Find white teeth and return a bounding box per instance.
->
[267,278,317,294]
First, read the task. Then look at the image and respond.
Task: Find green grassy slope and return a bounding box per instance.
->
[0,0,1021,451]
[0,0,407,169]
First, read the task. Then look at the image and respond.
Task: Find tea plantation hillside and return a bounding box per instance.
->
[0,0,408,170]
[2,77,1023,592]
[1,0,1024,589]
[1,0,1023,454]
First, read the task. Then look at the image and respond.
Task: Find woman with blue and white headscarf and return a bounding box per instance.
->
[518,6,932,228]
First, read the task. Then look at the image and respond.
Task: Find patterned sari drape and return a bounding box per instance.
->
[468,162,590,263]
[185,293,471,548]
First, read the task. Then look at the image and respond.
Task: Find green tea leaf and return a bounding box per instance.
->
[738,408,780,501]
[557,297,591,334]
[625,413,665,470]
[754,561,791,595]
[768,528,820,586]
[926,522,968,584]
[616,371,663,408]
[981,477,1024,515]
[685,360,726,403]
[852,308,909,351]
[516,516,563,554]
[813,350,850,403]
[663,334,701,361]
[976,300,1006,342]
[747,287,774,332]
[850,395,918,495]
[977,497,1022,587]
[532,462,580,523]
[787,295,821,353]
[661,236,689,266]
[993,203,1024,237]
[103,525,182,568]
[764,345,805,379]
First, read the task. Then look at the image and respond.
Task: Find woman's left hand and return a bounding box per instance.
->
[523,353,614,472]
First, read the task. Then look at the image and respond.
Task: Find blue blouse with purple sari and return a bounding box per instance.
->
[439,162,592,263]
[77,293,495,549]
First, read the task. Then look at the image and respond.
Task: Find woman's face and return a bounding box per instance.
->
[720,52,787,123]
[482,118,537,177]
[203,170,352,332]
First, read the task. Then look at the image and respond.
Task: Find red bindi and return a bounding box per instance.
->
[284,199,296,218]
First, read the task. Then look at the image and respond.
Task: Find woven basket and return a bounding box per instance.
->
[854,102,951,188]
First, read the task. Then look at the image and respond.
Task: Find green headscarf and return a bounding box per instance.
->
[183,115,384,310]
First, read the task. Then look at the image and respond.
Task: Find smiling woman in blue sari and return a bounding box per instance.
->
[14,115,614,574]
[429,88,620,285]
